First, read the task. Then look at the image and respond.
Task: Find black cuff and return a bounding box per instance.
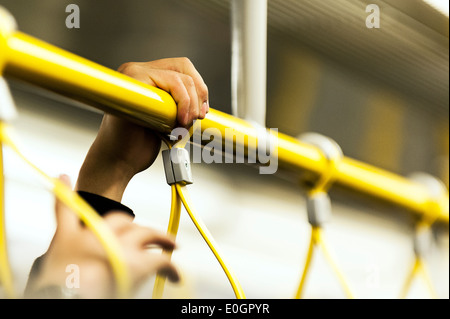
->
[77,191,134,218]
[24,192,134,298]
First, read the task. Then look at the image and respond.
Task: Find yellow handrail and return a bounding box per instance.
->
[1,31,448,225]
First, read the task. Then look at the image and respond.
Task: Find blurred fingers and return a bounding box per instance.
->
[142,253,180,283]
[128,225,176,251]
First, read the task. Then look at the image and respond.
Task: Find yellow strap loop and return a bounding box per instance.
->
[308,144,341,197]
[152,184,181,299]
[399,257,438,299]
[296,133,354,299]
[399,220,438,299]
[294,226,355,299]
[153,127,246,299]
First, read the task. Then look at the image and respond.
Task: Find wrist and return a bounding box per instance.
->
[75,156,135,202]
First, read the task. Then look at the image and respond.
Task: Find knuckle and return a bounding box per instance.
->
[117,62,140,75]
[182,74,195,88]
[178,57,193,66]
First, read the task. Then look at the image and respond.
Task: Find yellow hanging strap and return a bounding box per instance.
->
[294,197,355,299]
[295,225,354,299]
[152,184,181,298]
[153,124,246,299]
[176,183,246,298]
[295,133,355,299]
[399,173,446,299]
[0,122,132,298]
[399,220,438,299]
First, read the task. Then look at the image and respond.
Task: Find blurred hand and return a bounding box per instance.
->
[31,175,179,299]
[76,58,209,201]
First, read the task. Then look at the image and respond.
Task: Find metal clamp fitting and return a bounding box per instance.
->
[413,222,432,258]
[162,147,193,185]
[298,133,344,226]
[408,172,447,256]
[409,172,448,209]
[299,132,343,163]
[306,191,332,227]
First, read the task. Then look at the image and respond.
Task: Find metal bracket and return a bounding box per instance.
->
[413,223,432,258]
[408,172,447,257]
[299,133,343,227]
[299,132,343,162]
[306,191,332,227]
[162,147,193,186]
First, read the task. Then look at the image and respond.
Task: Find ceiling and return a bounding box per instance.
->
[183,0,449,117]
[1,0,448,117]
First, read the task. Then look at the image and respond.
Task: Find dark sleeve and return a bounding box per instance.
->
[77,191,134,218]
[24,192,134,298]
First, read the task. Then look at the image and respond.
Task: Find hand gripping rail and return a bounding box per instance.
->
[0,10,447,225]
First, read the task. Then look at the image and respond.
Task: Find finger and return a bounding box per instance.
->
[179,73,199,127]
[103,211,135,233]
[143,253,180,283]
[54,174,79,232]
[174,58,209,118]
[144,58,209,118]
[142,69,194,127]
[119,61,209,124]
[124,225,176,251]
[156,261,180,283]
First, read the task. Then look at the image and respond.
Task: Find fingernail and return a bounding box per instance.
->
[201,101,208,117]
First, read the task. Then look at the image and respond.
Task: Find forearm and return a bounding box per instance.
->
[75,143,134,202]
[75,114,161,202]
